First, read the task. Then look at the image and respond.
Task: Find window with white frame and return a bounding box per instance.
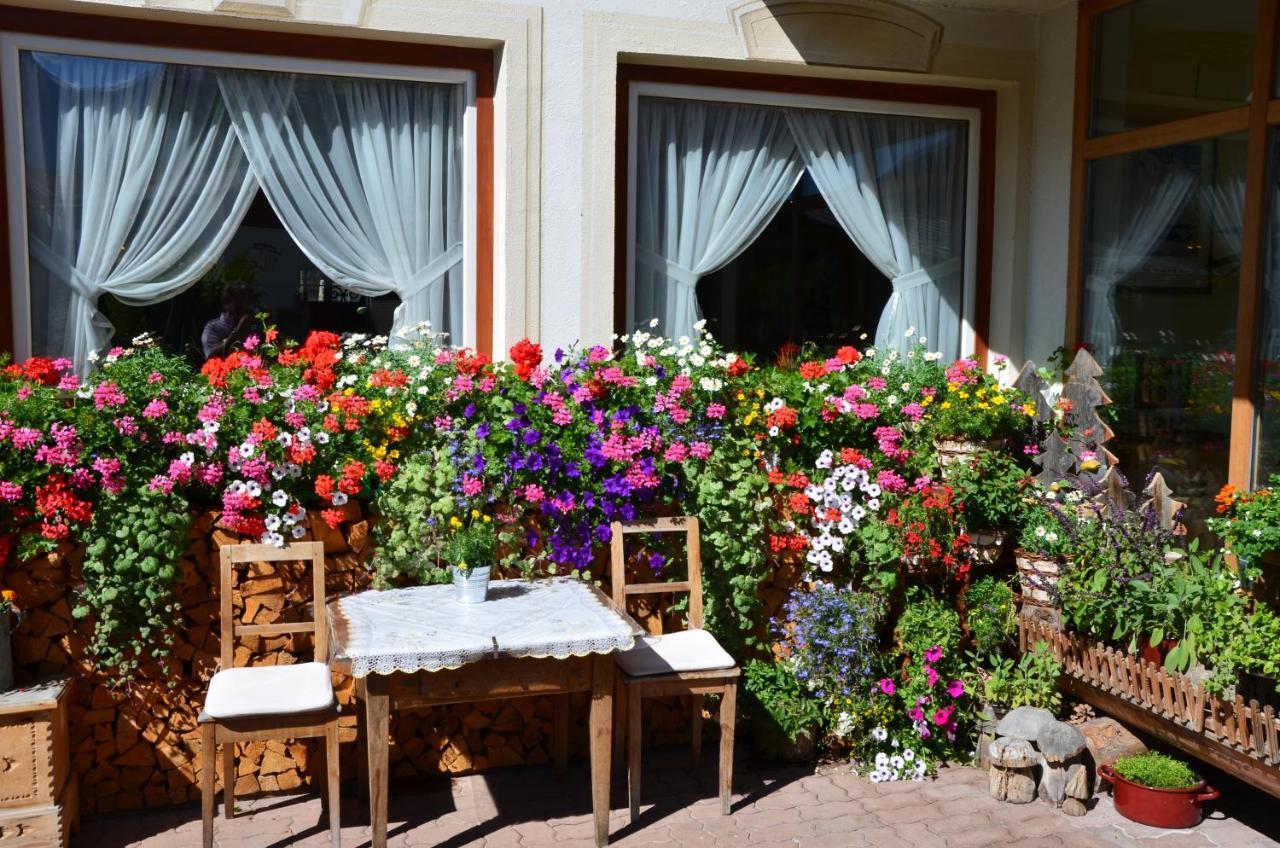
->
[626,86,978,361]
[1,35,476,366]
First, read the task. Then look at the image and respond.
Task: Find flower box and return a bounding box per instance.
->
[934,437,1006,479]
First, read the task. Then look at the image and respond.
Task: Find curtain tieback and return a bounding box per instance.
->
[636,247,700,289]
[400,243,465,300]
[30,238,102,298]
[890,258,961,294]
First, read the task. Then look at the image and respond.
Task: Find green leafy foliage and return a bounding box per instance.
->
[965,576,1017,657]
[75,487,191,684]
[895,588,962,667]
[1114,752,1199,790]
[743,658,824,745]
[981,643,1062,711]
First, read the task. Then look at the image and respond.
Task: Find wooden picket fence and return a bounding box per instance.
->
[1019,616,1280,796]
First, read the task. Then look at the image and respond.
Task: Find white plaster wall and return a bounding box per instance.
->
[1023,1,1077,363]
[2,0,1080,362]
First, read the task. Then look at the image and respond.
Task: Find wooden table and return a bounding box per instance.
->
[328,579,641,848]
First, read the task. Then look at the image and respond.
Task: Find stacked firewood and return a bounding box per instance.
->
[9,504,706,815]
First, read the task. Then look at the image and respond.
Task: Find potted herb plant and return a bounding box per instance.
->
[949,450,1030,565]
[1099,752,1219,828]
[742,658,823,762]
[442,512,497,604]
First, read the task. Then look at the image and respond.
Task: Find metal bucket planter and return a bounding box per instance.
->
[452,565,492,604]
[1098,765,1219,828]
[1015,549,1063,628]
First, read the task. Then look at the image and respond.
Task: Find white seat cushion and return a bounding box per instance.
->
[203,662,335,720]
[615,629,736,677]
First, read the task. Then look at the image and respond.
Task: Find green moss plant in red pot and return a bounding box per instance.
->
[1099,752,1219,828]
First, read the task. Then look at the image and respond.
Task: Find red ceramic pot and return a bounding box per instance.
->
[1138,637,1179,668]
[1098,763,1220,828]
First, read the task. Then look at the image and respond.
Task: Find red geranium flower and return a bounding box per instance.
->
[509,339,543,381]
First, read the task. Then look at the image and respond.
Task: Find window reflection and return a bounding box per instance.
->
[1081,134,1246,519]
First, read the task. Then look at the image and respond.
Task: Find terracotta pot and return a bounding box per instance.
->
[1098,764,1219,828]
[1137,637,1178,668]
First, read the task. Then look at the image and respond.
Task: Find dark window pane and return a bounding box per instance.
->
[697,176,891,361]
[1090,0,1255,136]
[1080,134,1246,518]
[1252,131,1280,484]
[101,190,399,365]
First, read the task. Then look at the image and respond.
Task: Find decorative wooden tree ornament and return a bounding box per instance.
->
[1061,349,1119,485]
[1013,360,1054,423]
[1142,471,1187,535]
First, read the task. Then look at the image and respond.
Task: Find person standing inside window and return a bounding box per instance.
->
[201,282,256,360]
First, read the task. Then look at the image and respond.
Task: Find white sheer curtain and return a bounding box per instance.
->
[633,98,803,340]
[1083,170,1196,366]
[20,52,256,366]
[787,109,967,359]
[218,70,464,343]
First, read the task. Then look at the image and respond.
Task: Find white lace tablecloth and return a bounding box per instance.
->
[329,578,641,678]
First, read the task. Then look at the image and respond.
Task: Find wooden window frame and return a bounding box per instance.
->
[1066,0,1279,489]
[614,64,998,364]
[0,7,495,357]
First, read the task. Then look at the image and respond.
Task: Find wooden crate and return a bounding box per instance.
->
[0,679,75,848]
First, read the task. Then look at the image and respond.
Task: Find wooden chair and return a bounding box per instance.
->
[199,542,341,848]
[609,517,739,821]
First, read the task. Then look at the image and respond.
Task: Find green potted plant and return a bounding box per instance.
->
[949,450,1031,565]
[742,658,824,762]
[1099,752,1219,828]
[964,576,1018,658]
[442,512,497,603]
[1013,498,1073,622]
[1207,478,1280,582]
[930,358,1032,475]
[1205,606,1280,709]
[979,642,1062,714]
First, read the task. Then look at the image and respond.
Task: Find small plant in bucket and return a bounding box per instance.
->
[1100,751,1219,829]
[443,511,497,603]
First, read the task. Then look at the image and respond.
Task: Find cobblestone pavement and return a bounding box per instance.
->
[84,751,1280,848]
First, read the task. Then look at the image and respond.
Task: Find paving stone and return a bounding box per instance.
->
[73,763,1280,848]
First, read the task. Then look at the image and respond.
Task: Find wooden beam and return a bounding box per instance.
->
[1079,108,1251,161]
[1228,0,1280,490]
[1065,2,1095,350]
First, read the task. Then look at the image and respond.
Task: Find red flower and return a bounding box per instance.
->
[370,369,408,389]
[798,361,826,380]
[509,339,543,381]
[374,460,396,482]
[836,346,862,365]
[321,508,345,529]
[727,359,751,378]
[314,475,336,500]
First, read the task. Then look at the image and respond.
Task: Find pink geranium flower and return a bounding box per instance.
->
[878,677,896,696]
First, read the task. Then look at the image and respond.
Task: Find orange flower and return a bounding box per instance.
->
[1215,484,1238,514]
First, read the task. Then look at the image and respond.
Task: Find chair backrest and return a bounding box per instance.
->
[609,516,703,631]
[219,541,328,669]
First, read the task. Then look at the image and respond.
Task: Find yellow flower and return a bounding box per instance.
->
[449,516,463,528]
[471,509,481,518]
[921,396,933,406]
[977,402,990,410]
[755,388,765,398]
[483,515,491,523]
[370,399,383,410]
[959,391,970,400]
[1022,403,1036,416]
[940,401,952,409]
[737,392,746,400]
